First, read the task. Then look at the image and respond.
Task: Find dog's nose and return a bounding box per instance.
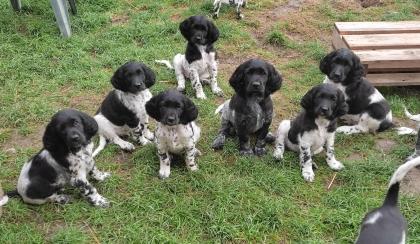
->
[252,81,260,88]
[167,116,175,123]
[71,134,80,141]
[332,72,341,80]
[321,106,329,113]
[135,83,142,89]
[195,36,202,41]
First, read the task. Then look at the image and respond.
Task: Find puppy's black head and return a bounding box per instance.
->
[43,109,98,153]
[111,61,156,94]
[229,59,282,100]
[146,90,198,126]
[320,48,365,83]
[301,83,348,119]
[180,15,219,45]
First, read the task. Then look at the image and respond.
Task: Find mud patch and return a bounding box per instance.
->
[360,0,382,8]
[375,139,396,153]
[401,167,420,196]
[346,152,364,161]
[111,14,130,25]
[1,127,44,152]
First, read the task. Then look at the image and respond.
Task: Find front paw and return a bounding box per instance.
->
[212,134,226,150]
[188,163,199,172]
[254,147,266,156]
[240,148,254,156]
[137,136,151,146]
[237,13,244,19]
[273,149,284,161]
[95,172,111,182]
[196,92,207,100]
[91,194,110,208]
[302,166,315,182]
[159,168,170,179]
[212,87,224,97]
[120,141,135,151]
[213,13,219,19]
[328,159,344,171]
[55,194,71,204]
[336,126,352,135]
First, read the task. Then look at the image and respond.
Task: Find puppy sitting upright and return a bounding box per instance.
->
[93,61,156,157]
[146,90,201,179]
[273,84,348,182]
[212,59,282,156]
[156,16,223,99]
[11,109,110,207]
[321,48,393,135]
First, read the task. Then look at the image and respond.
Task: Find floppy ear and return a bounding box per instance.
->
[206,20,219,44]
[319,50,337,75]
[265,62,282,96]
[229,61,247,96]
[180,96,198,124]
[300,87,317,112]
[179,18,192,40]
[111,65,125,91]
[350,52,365,80]
[146,93,162,121]
[42,117,61,151]
[78,111,98,140]
[334,89,348,117]
[141,64,156,88]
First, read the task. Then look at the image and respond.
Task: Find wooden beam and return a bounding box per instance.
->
[367,73,420,86]
[354,49,420,71]
[343,33,420,50]
[335,21,420,35]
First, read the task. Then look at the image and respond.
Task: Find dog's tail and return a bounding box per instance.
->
[0,194,9,206]
[396,107,420,135]
[92,135,107,158]
[404,106,420,122]
[383,157,420,206]
[215,100,230,115]
[155,60,174,70]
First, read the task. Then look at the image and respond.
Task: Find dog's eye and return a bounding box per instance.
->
[331,96,336,101]
[73,120,80,126]
[136,69,141,74]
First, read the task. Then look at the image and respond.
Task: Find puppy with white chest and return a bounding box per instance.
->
[213,0,247,19]
[9,109,110,207]
[212,59,282,156]
[355,157,420,244]
[146,90,201,179]
[156,16,223,99]
[273,84,348,182]
[321,48,393,135]
[93,61,156,157]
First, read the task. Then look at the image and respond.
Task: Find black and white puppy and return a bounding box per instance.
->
[156,16,223,99]
[212,59,282,156]
[213,0,247,19]
[273,84,348,182]
[93,61,155,157]
[146,90,201,179]
[355,156,420,243]
[397,108,420,161]
[321,48,393,135]
[12,109,110,207]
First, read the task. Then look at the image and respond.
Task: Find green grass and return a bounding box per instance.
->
[1,0,420,243]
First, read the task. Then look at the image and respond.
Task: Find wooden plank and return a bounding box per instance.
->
[354,49,420,72]
[343,33,420,50]
[335,21,420,35]
[332,27,348,49]
[367,73,420,86]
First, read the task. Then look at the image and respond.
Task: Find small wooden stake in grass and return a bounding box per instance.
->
[327,172,338,190]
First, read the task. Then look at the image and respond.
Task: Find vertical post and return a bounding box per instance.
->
[10,0,22,11]
[50,0,71,38]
